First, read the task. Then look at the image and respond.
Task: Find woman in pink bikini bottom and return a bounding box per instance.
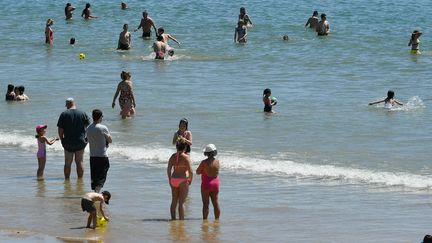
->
[167,142,193,220]
[196,144,221,220]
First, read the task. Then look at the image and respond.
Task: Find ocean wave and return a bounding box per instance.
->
[1,131,431,190]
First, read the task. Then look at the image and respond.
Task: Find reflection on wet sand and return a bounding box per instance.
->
[36,179,46,197]
[169,220,189,242]
[201,220,220,243]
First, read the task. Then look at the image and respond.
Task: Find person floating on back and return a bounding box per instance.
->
[263,88,277,113]
[81,191,110,229]
[408,30,422,55]
[368,90,403,109]
[196,144,221,220]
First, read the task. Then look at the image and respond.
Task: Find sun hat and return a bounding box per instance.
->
[35,124,47,132]
[203,144,217,153]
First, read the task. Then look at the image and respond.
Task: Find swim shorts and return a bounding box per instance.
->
[81,198,96,213]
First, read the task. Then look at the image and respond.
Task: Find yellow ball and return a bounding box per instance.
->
[97,217,107,227]
[79,53,86,60]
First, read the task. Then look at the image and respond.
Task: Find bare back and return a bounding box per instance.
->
[169,152,191,178]
[198,158,220,177]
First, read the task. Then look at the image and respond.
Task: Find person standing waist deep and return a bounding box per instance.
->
[57,98,90,180]
[86,109,112,192]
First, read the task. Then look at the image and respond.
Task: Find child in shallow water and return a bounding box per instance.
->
[368,90,403,109]
[35,125,59,179]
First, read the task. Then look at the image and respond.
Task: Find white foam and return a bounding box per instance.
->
[1,131,431,190]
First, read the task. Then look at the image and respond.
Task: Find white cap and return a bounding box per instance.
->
[66,97,75,103]
[203,144,217,153]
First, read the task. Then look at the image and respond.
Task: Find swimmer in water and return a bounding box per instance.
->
[234,20,247,43]
[153,35,167,60]
[239,7,253,27]
[305,10,319,29]
[117,24,131,50]
[65,3,76,20]
[368,90,403,109]
[408,30,422,55]
[282,35,289,41]
[263,88,277,113]
[134,10,157,39]
[316,13,330,36]
[81,3,97,19]
[157,27,180,46]
[45,18,54,46]
[121,2,128,10]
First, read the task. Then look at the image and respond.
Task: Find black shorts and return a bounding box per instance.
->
[90,157,110,190]
[264,105,272,112]
[81,198,96,213]
[142,32,151,38]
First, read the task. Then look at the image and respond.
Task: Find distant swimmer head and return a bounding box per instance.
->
[143,10,148,17]
[70,37,75,45]
[263,88,271,96]
[313,10,318,16]
[123,23,128,30]
[121,2,128,9]
[46,18,54,26]
[203,144,218,157]
[387,90,395,99]
[240,7,246,14]
[7,84,14,92]
[17,85,25,94]
[412,30,422,37]
[321,13,326,19]
[283,35,289,41]
[85,3,91,9]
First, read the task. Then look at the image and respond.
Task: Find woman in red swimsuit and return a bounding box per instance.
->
[167,142,193,220]
[196,144,220,219]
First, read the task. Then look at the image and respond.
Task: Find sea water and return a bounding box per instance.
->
[0,0,431,242]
